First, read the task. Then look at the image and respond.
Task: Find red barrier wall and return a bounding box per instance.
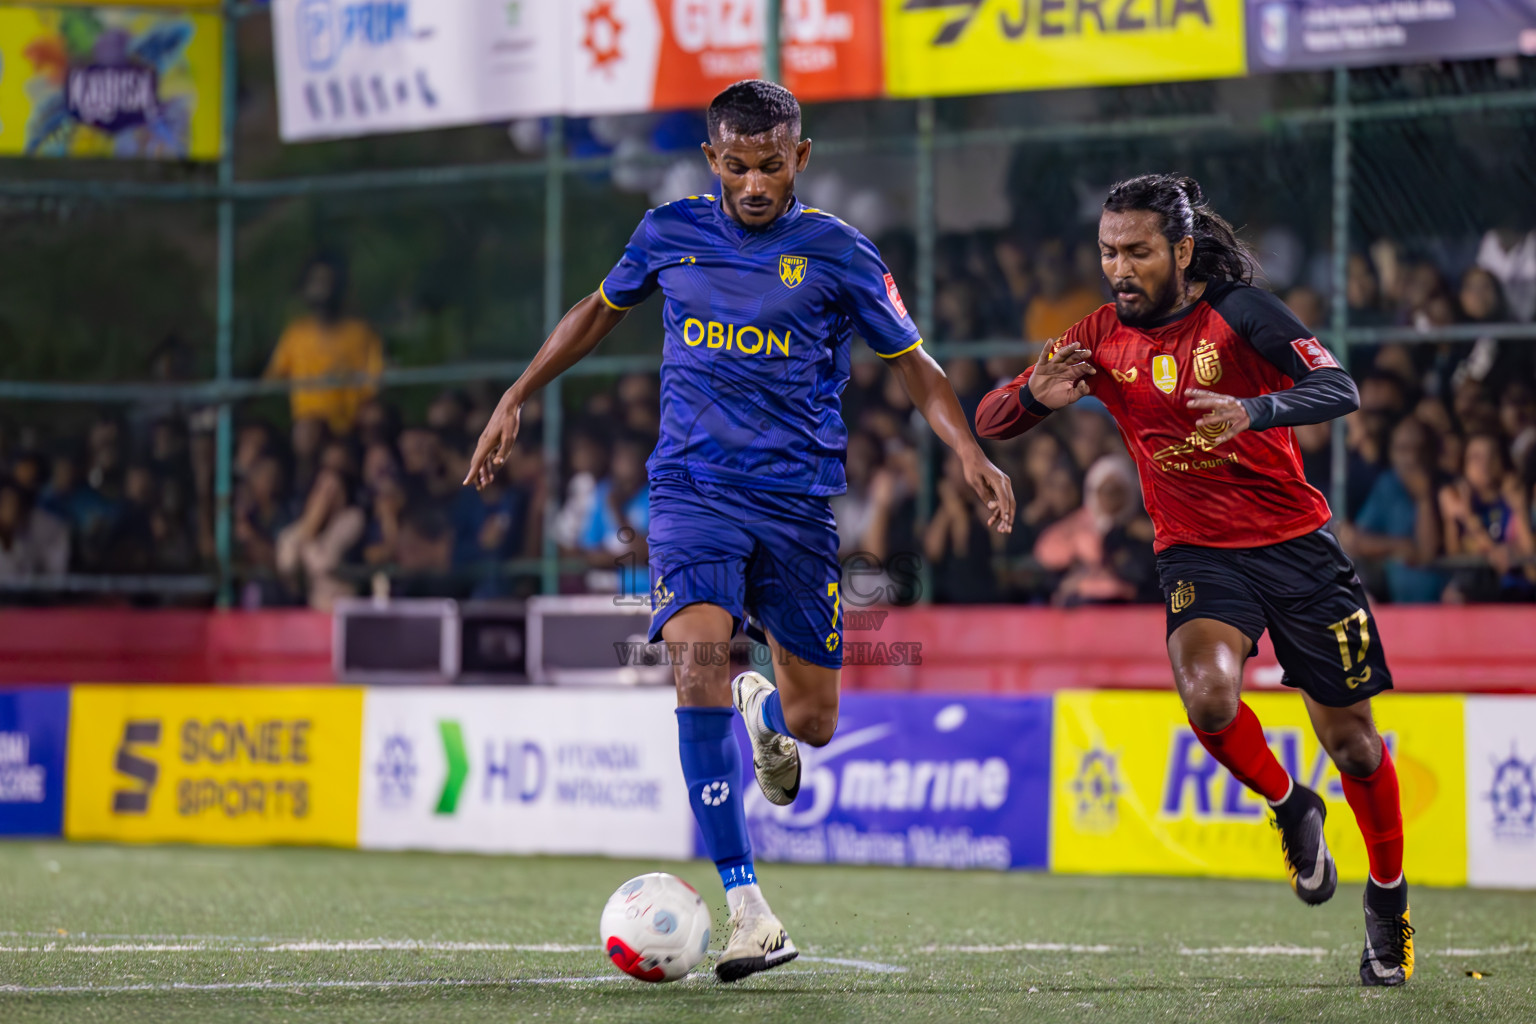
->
[0,605,1527,691]
[841,606,1536,694]
[0,610,333,685]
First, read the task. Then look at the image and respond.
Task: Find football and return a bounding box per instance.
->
[599,872,713,982]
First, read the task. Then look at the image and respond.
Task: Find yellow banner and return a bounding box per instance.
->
[65,686,363,847]
[1051,691,1466,886]
[0,5,222,160]
[883,0,1247,98]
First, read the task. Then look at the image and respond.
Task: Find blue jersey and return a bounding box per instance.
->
[599,195,923,496]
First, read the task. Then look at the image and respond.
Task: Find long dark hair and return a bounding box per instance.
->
[1103,174,1256,284]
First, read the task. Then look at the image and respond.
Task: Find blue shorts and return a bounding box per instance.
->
[646,474,843,669]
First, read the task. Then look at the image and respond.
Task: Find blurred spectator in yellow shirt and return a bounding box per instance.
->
[264,255,383,436]
[1024,239,1106,343]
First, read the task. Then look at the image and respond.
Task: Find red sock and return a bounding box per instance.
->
[1340,742,1405,884]
[1189,701,1292,804]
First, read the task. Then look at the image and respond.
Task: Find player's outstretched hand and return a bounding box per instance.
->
[1184,388,1250,446]
[962,452,1016,534]
[1029,338,1096,409]
[464,399,522,490]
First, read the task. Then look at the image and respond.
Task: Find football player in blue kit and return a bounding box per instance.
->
[466,79,1015,981]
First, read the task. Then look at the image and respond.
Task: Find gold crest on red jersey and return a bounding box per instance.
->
[1153,354,1178,394]
[1111,367,1138,384]
[1193,338,1222,386]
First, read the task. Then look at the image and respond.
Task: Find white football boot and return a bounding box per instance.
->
[731,670,801,806]
[715,903,798,982]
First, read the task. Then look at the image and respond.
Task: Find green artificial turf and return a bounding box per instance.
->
[0,841,1531,1023]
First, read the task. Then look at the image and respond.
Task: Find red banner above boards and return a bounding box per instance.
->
[0,605,1530,691]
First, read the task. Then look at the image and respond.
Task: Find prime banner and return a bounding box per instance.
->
[1246,0,1536,72]
[882,0,1249,97]
[0,688,70,837]
[64,686,363,846]
[271,0,882,142]
[739,693,1054,870]
[1051,691,1467,886]
[0,4,223,160]
[357,689,696,860]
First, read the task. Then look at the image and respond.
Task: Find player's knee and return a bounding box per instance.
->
[1175,661,1241,733]
[1325,724,1382,778]
[673,657,729,707]
[785,703,838,748]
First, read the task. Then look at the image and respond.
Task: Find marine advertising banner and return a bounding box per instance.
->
[64,686,363,847]
[1465,696,1536,889]
[0,688,70,838]
[1051,691,1467,886]
[358,689,695,860]
[740,693,1053,870]
[0,4,223,160]
[882,0,1248,98]
[1247,0,1536,72]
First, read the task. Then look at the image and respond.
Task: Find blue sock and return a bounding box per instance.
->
[676,707,756,891]
[761,690,791,738]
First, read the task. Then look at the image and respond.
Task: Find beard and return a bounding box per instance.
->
[1113,272,1182,328]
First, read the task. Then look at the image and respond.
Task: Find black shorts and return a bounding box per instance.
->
[1157,528,1392,708]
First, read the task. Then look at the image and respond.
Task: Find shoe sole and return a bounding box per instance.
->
[715,948,799,983]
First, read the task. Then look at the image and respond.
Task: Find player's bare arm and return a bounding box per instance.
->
[886,345,1017,532]
[465,294,627,489]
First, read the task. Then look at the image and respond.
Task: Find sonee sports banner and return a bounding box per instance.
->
[64,686,363,847]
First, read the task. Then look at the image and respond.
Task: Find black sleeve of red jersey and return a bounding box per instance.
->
[1206,282,1360,431]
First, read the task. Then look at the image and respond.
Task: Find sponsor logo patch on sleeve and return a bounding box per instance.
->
[1290,337,1340,370]
[884,273,908,320]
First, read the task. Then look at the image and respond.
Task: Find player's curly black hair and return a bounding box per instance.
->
[707,79,801,141]
[1103,174,1256,284]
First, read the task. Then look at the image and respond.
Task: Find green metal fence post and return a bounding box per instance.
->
[764,0,783,83]
[541,116,566,596]
[1329,66,1351,522]
[214,4,239,607]
[915,97,937,605]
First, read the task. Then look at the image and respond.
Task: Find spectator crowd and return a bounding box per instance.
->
[3,221,1536,609]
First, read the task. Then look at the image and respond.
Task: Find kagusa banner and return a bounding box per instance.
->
[733,693,1053,871]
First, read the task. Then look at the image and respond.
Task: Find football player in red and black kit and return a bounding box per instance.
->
[977,174,1412,987]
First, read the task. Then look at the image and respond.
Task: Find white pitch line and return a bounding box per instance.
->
[920,943,1121,954]
[798,955,906,974]
[1179,946,1329,956]
[0,941,600,954]
[0,977,622,995]
[1439,945,1533,957]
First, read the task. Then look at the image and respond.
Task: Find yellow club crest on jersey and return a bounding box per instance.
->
[779,255,808,288]
[1153,354,1178,394]
[1170,579,1196,613]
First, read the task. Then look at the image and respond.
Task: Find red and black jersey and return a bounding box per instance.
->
[976,280,1357,552]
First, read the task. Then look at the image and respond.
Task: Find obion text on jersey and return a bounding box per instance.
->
[681,318,792,357]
